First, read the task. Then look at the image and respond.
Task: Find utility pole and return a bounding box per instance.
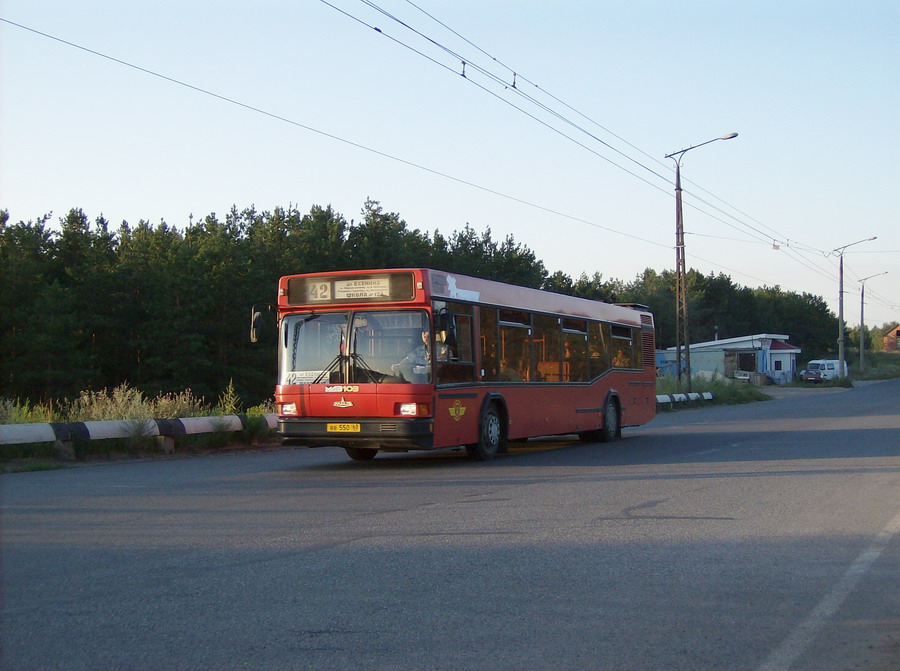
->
[665,133,738,391]
[833,237,877,378]
[859,271,888,372]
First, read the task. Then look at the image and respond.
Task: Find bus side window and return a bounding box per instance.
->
[454,315,473,362]
[533,314,561,382]
[480,308,499,380]
[611,325,636,368]
[435,312,476,385]
[563,333,588,382]
[500,324,530,382]
[589,322,611,378]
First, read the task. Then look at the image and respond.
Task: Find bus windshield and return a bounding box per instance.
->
[279,310,431,385]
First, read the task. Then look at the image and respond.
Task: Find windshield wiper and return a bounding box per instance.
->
[312,353,346,384]
[350,353,383,383]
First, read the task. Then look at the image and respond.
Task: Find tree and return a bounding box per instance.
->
[0,211,57,397]
[750,286,836,358]
[622,268,676,348]
[346,200,431,269]
[0,200,844,407]
[491,234,546,288]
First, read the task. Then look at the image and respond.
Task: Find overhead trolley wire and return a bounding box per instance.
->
[4,15,890,316]
[345,0,674,184]
[319,0,675,197]
[0,16,670,252]
[398,2,888,304]
[337,1,897,311]
[330,0,801,259]
[348,0,842,268]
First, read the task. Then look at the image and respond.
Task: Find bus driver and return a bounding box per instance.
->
[391,330,448,382]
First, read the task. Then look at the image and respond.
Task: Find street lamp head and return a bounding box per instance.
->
[833,236,878,254]
[665,132,740,159]
[859,271,889,284]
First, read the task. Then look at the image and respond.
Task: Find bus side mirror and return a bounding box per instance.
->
[250,303,273,343]
[250,310,262,343]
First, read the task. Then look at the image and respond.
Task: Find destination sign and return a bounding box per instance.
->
[286,272,415,305]
[333,277,391,300]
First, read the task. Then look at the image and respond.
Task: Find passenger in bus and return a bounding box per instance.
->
[613,348,631,367]
[564,341,584,380]
[499,358,521,381]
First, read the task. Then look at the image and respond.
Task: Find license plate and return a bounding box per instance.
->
[327,423,361,433]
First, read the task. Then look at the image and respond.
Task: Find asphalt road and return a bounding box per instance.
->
[2,379,899,671]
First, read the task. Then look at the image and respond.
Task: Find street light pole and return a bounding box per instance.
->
[833,236,877,378]
[859,271,888,372]
[665,133,738,391]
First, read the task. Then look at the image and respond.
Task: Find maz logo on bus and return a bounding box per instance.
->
[325,385,360,393]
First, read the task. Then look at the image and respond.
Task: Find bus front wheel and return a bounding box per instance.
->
[345,447,378,461]
[466,404,504,461]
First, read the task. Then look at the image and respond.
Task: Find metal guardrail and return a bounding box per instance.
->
[0,414,278,459]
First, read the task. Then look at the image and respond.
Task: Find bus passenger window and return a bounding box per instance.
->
[480,308,499,380]
[611,325,636,368]
[533,314,561,382]
[589,322,611,378]
[563,334,588,381]
[435,311,475,385]
[500,324,530,382]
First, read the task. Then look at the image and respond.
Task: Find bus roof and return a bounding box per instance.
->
[425,269,650,327]
[279,268,653,327]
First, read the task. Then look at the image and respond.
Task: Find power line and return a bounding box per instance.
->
[3,16,890,314]
[345,0,853,278]
[0,15,780,298]
[319,0,675,196]
[405,9,868,287]
[0,16,670,253]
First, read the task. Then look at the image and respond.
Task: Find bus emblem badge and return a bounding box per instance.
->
[449,400,466,422]
[333,397,353,408]
[326,385,359,393]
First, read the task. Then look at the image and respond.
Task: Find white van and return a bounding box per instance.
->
[804,359,848,381]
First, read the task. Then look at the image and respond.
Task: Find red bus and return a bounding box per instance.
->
[259,268,656,461]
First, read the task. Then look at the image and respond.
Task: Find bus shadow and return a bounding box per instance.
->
[296,423,899,472]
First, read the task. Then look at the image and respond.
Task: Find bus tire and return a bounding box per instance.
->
[345,447,378,461]
[466,404,504,461]
[600,397,620,442]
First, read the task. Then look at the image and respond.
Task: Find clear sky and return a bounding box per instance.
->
[2,1,898,329]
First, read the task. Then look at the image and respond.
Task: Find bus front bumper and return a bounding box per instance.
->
[277,418,434,450]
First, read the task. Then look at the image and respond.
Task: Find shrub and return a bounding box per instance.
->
[66,384,152,421]
[149,389,208,419]
[855,352,900,381]
[0,398,58,424]
[215,379,242,416]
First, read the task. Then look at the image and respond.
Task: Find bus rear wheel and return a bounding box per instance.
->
[600,397,620,442]
[466,404,504,461]
[345,447,378,461]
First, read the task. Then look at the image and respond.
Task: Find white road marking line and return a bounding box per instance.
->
[756,507,900,671]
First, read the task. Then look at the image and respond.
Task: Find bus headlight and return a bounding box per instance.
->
[280,402,298,416]
[398,403,418,416]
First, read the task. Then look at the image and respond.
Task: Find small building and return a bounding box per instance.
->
[663,333,802,385]
[883,324,900,352]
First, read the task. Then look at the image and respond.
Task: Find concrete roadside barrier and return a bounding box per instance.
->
[656,392,714,409]
[0,414,278,459]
